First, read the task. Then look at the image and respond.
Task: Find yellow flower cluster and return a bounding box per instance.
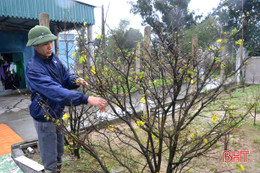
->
[235,39,243,45]
[216,39,222,43]
[137,120,145,127]
[62,113,70,120]
[212,114,218,123]
[108,125,114,131]
[190,133,194,138]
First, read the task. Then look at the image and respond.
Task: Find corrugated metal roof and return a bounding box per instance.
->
[0,0,95,25]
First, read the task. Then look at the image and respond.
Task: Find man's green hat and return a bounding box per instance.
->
[26,25,57,47]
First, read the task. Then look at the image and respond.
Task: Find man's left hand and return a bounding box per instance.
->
[76,78,88,87]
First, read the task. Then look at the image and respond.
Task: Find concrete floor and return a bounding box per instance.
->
[0,94,36,173]
[0,94,37,141]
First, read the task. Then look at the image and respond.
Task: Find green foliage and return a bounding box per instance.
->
[106,19,143,59]
[215,0,260,56]
[183,17,220,50]
[130,0,196,33]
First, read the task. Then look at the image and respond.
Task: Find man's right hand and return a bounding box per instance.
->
[87,96,108,110]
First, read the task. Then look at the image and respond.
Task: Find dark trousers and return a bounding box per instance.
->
[33,119,64,171]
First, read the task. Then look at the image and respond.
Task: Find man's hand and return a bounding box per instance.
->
[87,96,108,110]
[76,78,88,87]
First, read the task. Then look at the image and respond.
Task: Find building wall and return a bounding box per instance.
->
[245,56,260,84]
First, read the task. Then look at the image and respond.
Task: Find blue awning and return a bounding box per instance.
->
[0,0,95,31]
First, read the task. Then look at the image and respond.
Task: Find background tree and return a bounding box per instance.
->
[183,17,221,50]
[214,0,260,56]
[106,19,143,59]
[130,0,196,34]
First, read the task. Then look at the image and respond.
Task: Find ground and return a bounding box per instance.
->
[190,119,260,173]
[20,86,260,172]
[24,118,260,173]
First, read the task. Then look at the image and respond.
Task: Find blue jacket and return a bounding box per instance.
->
[26,51,89,122]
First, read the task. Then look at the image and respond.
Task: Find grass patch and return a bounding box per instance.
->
[61,85,260,172]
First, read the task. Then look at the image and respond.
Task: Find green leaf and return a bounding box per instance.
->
[79,57,83,64]
[139,72,145,79]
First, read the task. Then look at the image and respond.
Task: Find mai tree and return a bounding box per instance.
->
[52,1,253,172]
[60,26,251,173]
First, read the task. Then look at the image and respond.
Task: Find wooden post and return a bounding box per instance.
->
[238,44,244,84]
[192,35,198,58]
[39,13,50,28]
[54,25,60,58]
[192,34,198,91]
[87,25,93,66]
[81,26,87,93]
[136,42,141,74]
[144,26,151,61]
[39,13,60,58]
[220,45,227,83]
[101,5,106,68]
[143,26,151,118]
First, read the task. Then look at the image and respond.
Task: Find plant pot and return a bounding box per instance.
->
[11,138,44,173]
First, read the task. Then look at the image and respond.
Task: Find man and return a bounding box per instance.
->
[26,25,107,173]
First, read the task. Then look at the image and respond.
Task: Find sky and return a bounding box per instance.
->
[77,0,221,36]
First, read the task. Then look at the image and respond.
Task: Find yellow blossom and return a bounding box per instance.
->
[91,69,96,74]
[82,54,86,59]
[62,113,70,120]
[97,34,102,40]
[235,39,243,45]
[154,80,157,84]
[141,97,146,103]
[190,133,194,138]
[240,164,245,171]
[137,120,145,127]
[190,79,194,84]
[72,52,76,57]
[212,114,218,123]
[91,66,96,74]
[216,39,222,43]
[204,138,208,143]
[108,125,114,131]
[208,46,213,51]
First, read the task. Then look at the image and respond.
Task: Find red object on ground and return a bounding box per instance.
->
[0,124,24,156]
